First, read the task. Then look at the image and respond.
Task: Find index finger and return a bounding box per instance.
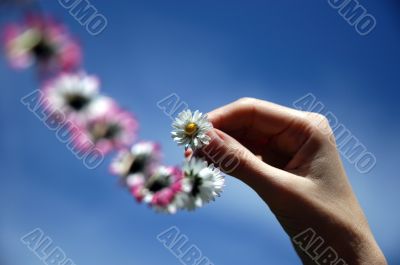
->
[208,97,304,138]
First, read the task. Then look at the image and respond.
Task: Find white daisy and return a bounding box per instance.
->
[171,109,213,150]
[109,141,161,179]
[177,157,224,210]
[42,73,99,120]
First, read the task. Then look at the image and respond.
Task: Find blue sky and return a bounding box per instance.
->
[1,0,400,264]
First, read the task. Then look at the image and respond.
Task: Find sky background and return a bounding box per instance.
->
[1,0,399,264]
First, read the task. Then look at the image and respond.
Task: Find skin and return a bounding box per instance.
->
[197,97,387,265]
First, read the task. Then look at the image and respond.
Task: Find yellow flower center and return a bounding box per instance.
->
[184,122,198,136]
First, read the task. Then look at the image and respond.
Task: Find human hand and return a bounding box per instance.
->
[198,98,386,265]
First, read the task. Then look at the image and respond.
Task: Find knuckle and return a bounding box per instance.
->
[304,112,333,135]
[309,112,328,123]
[236,97,257,106]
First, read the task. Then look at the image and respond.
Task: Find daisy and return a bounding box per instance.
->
[126,173,147,202]
[3,14,81,71]
[72,98,138,155]
[135,166,184,214]
[109,141,161,179]
[41,72,99,120]
[171,109,213,150]
[177,157,224,211]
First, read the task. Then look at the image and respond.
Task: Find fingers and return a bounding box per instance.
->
[208,97,304,138]
[207,98,333,170]
[197,128,298,194]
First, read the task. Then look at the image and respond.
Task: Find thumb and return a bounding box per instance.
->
[197,129,293,193]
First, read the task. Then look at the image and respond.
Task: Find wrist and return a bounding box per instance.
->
[292,225,387,265]
[346,235,387,265]
[328,229,387,265]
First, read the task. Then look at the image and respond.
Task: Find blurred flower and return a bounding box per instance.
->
[171,109,212,150]
[176,157,224,210]
[110,141,161,179]
[41,72,99,120]
[73,98,138,155]
[126,173,147,202]
[131,166,184,214]
[3,14,81,71]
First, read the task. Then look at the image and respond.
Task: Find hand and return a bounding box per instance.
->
[198,98,386,265]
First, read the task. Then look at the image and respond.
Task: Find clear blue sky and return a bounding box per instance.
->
[1,0,399,264]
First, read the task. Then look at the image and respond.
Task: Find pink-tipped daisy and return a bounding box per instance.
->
[126,173,147,202]
[41,72,100,121]
[110,141,161,179]
[3,14,81,71]
[73,98,138,155]
[137,166,184,214]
